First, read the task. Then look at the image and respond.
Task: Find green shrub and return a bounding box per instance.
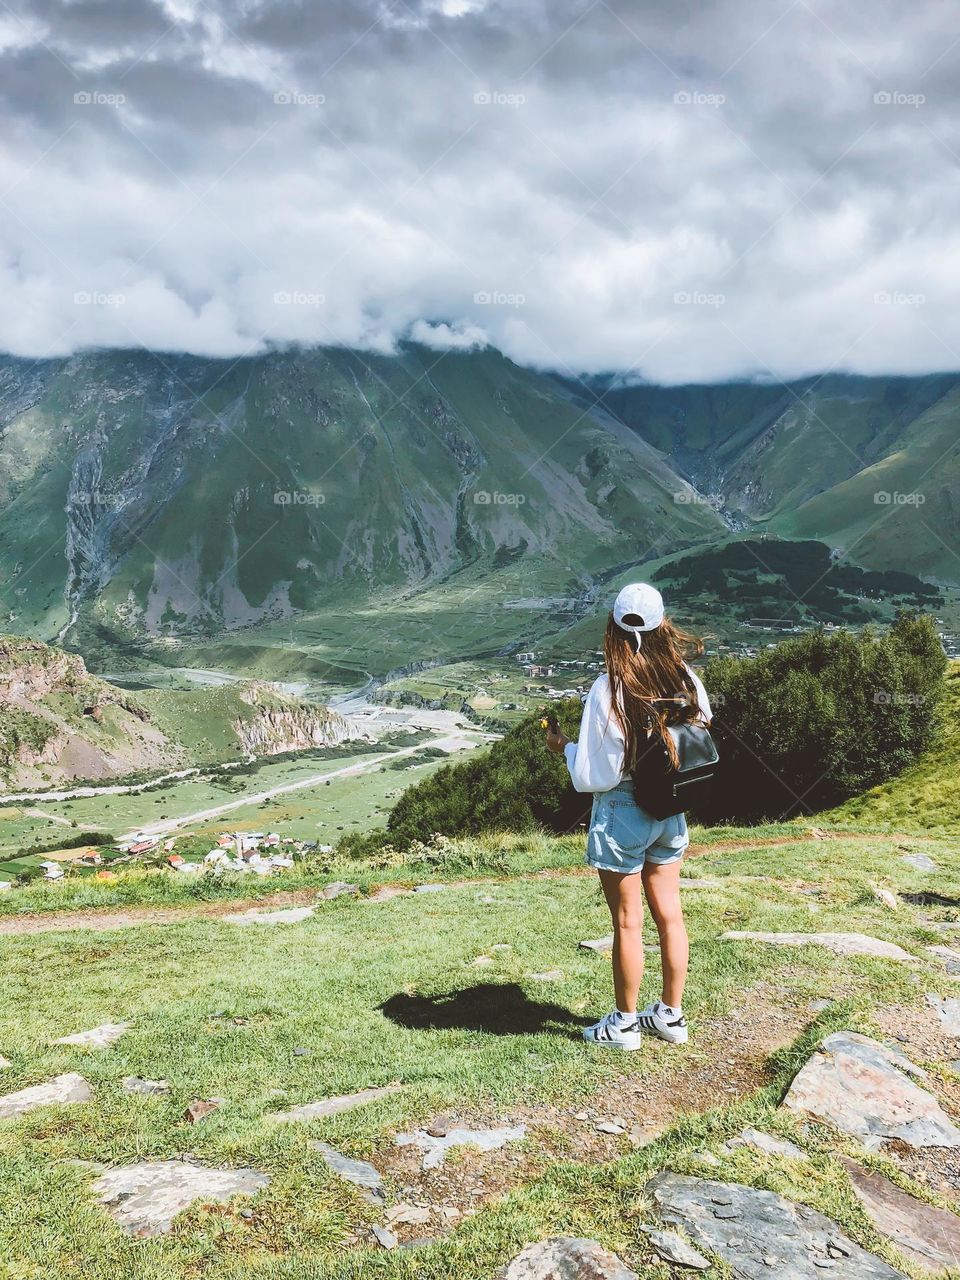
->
[702,613,946,820]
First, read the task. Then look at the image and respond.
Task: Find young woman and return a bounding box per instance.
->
[545,583,711,1050]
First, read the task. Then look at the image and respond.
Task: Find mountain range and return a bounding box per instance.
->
[0,345,957,677]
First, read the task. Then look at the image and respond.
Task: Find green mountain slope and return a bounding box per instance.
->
[0,347,725,668]
[584,372,960,577]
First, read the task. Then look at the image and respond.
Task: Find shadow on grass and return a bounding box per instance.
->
[381,982,592,1038]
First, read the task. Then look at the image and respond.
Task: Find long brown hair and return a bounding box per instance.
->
[604,612,704,768]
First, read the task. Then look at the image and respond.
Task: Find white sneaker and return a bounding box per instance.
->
[635,1001,688,1044]
[582,1011,642,1051]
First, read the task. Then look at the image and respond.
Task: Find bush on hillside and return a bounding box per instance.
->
[338,614,946,855]
[702,613,946,820]
[338,698,590,857]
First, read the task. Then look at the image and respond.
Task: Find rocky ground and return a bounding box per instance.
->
[3,831,960,1277]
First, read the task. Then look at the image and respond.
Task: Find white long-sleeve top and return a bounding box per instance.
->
[563,666,712,794]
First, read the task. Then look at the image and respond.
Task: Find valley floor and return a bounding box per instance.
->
[3,826,960,1277]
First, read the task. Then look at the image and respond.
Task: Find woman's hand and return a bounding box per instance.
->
[545,730,570,754]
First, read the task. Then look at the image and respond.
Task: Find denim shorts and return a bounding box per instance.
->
[586,781,688,874]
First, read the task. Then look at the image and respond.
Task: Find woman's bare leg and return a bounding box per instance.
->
[597,869,646,1013]
[641,859,688,1008]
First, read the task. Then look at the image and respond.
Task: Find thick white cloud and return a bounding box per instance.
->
[2,0,960,382]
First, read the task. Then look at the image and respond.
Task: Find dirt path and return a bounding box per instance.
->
[0,828,929,936]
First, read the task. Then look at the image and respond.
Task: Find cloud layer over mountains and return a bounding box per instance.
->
[3,0,960,382]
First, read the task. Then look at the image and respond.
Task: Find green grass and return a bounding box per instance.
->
[2,827,960,1276]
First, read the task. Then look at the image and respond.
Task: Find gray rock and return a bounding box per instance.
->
[642,1227,711,1269]
[903,853,938,872]
[496,1237,639,1279]
[528,970,564,982]
[0,1072,92,1117]
[413,884,447,894]
[311,1141,384,1203]
[596,1120,626,1135]
[926,946,960,976]
[721,931,914,961]
[926,993,960,1035]
[372,1225,398,1249]
[783,1031,960,1148]
[52,1022,130,1048]
[91,1160,269,1237]
[386,1203,432,1226]
[395,1124,526,1170]
[724,1127,808,1160]
[579,935,614,953]
[122,1076,171,1096]
[320,881,359,900]
[840,1156,960,1272]
[272,1082,402,1122]
[647,1172,906,1279]
[0,1055,11,1069]
[222,905,316,925]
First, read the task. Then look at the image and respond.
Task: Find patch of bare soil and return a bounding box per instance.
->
[369,983,810,1247]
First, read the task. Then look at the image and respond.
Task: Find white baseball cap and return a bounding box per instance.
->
[612,582,665,649]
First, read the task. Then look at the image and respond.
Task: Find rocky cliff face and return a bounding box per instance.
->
[231,682,360,756]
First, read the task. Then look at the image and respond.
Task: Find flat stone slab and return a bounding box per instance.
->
[724,1127,808,1160]
[840,1155,960,1272]
[496,1237,639,1279]
[222,906,316,925]
[528,970,564,982]
[272,1082,402,1123]
[320,881,358,900]
[91,1160,269,1237]
[721,931,914,960]
[642,1226,710,1269]
[311,1141,384,1203]
[395,1124,526,1170]
[579,935,614,953]
[52,1022,130,1048]
[122,1076,171,1096]
[926,993,960,1035]
[903,853,939,872]
[927,945,960,976]
[647,1172,906,1279]
[783,1031,960,1148]
[0,1072,93,1117]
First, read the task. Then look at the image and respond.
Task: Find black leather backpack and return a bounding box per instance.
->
[630,682,719,820]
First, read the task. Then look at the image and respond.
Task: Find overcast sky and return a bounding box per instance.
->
[2,0,960,383]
